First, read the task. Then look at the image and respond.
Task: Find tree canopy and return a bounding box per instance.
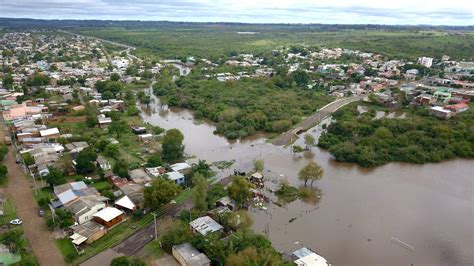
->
[298,161,324,186]
[144,178,182,209]
[162,129,184,162]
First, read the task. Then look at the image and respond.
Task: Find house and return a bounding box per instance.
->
[39,127,60,139]
[292,247,330,266]
[433,88,452,103]
[190,216,223,236]
[170,162,192,174]
[172,243,211,266]
[430,106,453,119]
[97,114,112,128]
[66,198,106,224]
[165,171,185,185]
[114,195,137,212]
[138,133,153,142]
[93,207,124,228]
[414,94,436,106]
[216,196,236,211]
[96,156,111,171]
[128,168,151,185]
[145,166,166,178]
[70,221,106,245]
[249,172,264,188]
[445,103,469,113]
[2,104,43,120]
[65,142,89,154]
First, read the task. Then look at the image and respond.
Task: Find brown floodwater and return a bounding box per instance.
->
[141,93,473,266]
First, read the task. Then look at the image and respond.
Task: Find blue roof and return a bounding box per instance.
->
[70,181,87,190]
[293,247,315,259]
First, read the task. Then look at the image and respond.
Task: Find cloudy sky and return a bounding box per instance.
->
[1,0,473,25]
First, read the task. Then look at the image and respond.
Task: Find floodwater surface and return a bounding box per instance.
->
[141,93,473,266]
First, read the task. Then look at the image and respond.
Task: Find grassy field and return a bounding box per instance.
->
[74,26,474,61]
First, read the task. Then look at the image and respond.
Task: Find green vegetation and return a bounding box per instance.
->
[0,145,8,186]
[298,161,324,187]
[144,178,182,209]
[155,77,332,139]
[161,129,185,162]
[319,103,474,167]
[227,176,253,205]
[75,26,474,61]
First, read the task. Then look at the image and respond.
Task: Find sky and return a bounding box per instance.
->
[0,0,473,25]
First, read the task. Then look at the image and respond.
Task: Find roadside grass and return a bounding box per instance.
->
[140,240,165,263]
[0,199,17,225]
[55,238,77,263]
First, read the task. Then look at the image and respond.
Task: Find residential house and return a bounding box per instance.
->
[39,127,60,140]
[70,221,106,245]
[292,247,330,266]
[128,169,151,185]
[190,216,223,236]
[93,207,124,228]
[145,166,166,178]
[430,106,453,119]
[114,195,137,212]
[96,156,111,171]
[165,171,185,185]
[172,243,211,266]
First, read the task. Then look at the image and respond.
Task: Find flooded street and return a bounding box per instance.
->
[140,95,473,266]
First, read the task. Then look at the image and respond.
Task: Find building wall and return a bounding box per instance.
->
[77,203,106,224]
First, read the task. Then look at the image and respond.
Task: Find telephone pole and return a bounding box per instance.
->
[152,212,157,241]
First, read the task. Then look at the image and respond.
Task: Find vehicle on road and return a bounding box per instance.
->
[38,208,45,217]
[10,218,23,225]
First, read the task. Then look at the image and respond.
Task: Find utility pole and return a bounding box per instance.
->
[152,212,157,241]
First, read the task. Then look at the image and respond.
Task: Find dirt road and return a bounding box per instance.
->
[0,122,65,266]
[272,95,363,146]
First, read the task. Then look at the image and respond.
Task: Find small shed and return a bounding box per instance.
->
[138,133,153,142]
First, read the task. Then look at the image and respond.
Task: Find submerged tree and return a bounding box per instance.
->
[298,161,324,186]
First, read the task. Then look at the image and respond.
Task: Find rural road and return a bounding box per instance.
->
[0,119,65,266]
[272,95,363,146]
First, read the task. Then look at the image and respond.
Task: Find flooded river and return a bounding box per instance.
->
[140,95,473,266]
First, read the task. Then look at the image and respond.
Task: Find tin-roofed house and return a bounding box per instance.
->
[190,216,223,236]
[172,243,211,266]
[93,207,124,228]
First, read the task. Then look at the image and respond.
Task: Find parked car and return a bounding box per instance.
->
[38,208,45,217]
[10,219,22,225]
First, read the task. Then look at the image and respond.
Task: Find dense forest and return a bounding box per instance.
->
[71,27,474,61]
[318,104,474,167]
[153,70,332,139]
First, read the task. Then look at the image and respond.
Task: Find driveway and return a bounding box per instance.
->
[0,121,65,266]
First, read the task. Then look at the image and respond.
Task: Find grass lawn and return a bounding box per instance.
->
[140,240,165,263]
[91,181,111,192]
[55,238,78,263]
[0,199,17,225]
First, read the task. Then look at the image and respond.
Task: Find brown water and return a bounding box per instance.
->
[141,94,474,266]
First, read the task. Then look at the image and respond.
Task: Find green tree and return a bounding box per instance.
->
[113,160,129,177]
[44,167,67,187]
[304,134,316,147]
[0,165,8,182]
[145,155,162,167]
[75,148,97,174]
[162,129,184,161]
[110,72,121,82]
[0,230,23,253]
[206,183,227,209]
[144,178,182,209]
[227,176,252,206]
[191,173,207,212]
[104,144,120,158]
[161,221,193,251]
[0,145,8,161]
[298,161,324,186]
[110,256,130,266]
[109,118,128,138]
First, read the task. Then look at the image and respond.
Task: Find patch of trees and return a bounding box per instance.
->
[154,77,332,139]
[318,104,474,167]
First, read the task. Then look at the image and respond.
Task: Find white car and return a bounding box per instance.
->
[10,219,22,225]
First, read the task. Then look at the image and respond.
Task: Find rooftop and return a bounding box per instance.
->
[93,207,123,222]
[190,216,223,236]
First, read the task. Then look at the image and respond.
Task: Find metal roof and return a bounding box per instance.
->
[190,216,223,236]
[93,207,123,222]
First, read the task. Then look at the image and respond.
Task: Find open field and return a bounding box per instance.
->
[73,25,474,60]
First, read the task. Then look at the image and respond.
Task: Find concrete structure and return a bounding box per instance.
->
[293,247,330,266]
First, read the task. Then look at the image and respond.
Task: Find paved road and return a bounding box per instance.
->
[272,96,363,146]
[0,121,65,266]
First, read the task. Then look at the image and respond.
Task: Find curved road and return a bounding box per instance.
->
[272,95,363,146]
[0,121,65,266]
